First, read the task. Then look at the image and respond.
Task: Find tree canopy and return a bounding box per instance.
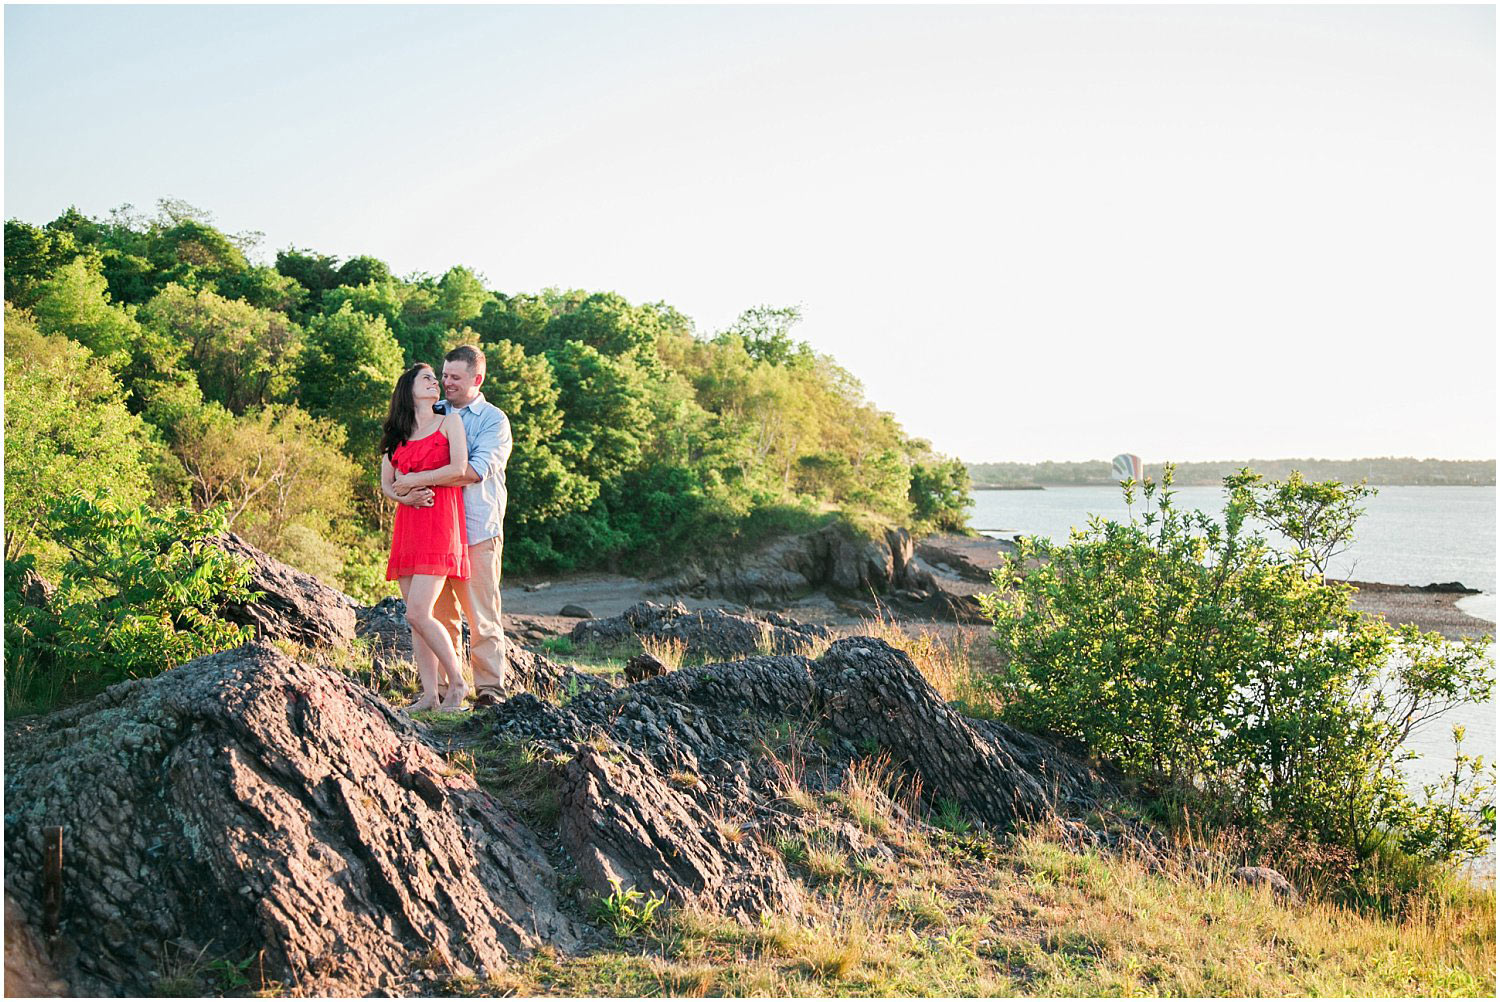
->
[4,199,971,598]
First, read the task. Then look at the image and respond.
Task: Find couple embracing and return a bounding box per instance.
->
[379,345,511,713]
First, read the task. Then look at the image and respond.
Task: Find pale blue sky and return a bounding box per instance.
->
[5,5,1494,462]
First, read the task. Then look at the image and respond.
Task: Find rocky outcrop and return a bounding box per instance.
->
[472,637,1103,834]
[355,598,599,698]
[662,523,936,605]
[6,575,1117,996]
[3,644,579,997]
[559,745,802,922]
[216,533,357,648]
[570,601,832,660]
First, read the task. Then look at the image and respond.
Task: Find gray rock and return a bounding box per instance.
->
[1232,866,1301,903]
[559,743,802,922]
[215,533,357,648]
[559,604,594,619]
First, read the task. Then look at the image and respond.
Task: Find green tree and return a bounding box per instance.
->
[296,302,405,462]
[543,291,667,360]
[149,219,251,292]
[28,255,143,368]
[3,309,155,561]
[909,456,973,532]
[139,283,303,413]
[321,279,405,333]
[436,265,489,328]
[171,403,362,580]
[4,218,80,307]
[547,339,653,484]
[337,255,392,287]
[275,247,342,301]
[715,304,813,368]
[478,339,597,526]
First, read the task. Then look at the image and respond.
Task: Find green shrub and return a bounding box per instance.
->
[4,494,258,714]
[980,468,1494,863]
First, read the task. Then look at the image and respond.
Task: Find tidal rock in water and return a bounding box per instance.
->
[4,643,578,997]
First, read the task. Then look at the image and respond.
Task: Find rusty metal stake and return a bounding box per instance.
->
[42,826,62,937]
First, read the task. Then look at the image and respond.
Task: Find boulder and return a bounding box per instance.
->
[355,595,415,667]
[3,644,579,996]
[1232,866,1301,903]
[1419,581,1480,594]
[559,604,594,619]
[215,533,357,649]
[623,653,667,683]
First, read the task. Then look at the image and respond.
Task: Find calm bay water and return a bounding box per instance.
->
[968,485,1496,809]
[969,485,1495,594]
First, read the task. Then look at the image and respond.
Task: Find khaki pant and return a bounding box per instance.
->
[434,534,507,695]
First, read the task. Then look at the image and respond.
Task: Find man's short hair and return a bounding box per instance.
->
[444,344,486,374]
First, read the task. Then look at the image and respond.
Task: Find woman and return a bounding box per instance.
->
[380,363,471,712]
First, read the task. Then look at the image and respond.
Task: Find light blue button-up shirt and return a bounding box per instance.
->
[438,392,511,545]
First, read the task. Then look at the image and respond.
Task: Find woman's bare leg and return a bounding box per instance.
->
[398,576,442,711]
[405,574,467,712]
[438,578,473,709]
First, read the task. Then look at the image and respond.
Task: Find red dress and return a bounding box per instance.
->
[385,430,470,580]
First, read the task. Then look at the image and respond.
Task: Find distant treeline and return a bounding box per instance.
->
[968,458,1496,488]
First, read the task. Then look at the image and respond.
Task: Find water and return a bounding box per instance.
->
[969,485,1495,594]
[967,486,1496,810]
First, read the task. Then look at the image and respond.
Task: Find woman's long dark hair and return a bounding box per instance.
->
[380,363,433,459]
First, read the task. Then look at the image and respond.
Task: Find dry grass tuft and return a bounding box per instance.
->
[713,815,746,844]
[755,620,776,656]
[839,752,923,836]
[850,616,1000,714]
[640,634,687,670]
[806,847,849,882]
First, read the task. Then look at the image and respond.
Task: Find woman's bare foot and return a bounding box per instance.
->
[404,693,440,713]
[439,683,470,712]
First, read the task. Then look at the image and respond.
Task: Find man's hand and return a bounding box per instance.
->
[393,483,435,507]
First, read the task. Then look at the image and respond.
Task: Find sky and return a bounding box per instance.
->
[4,4,1494,463]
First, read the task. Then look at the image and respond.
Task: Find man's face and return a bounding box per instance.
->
[441,360,482,404]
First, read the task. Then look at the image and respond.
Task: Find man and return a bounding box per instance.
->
[392,345,512,707]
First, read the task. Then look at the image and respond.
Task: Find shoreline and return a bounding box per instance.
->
[502,541,1496,643]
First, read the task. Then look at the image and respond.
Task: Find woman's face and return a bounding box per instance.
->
[412,366,440,402]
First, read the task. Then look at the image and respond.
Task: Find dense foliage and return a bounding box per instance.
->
[4,201,970,612]
[981,469,1495,864]
[4,497,257,714]
[970,457,1495,488]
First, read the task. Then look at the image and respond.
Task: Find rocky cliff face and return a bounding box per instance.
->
[3,535,1109,996]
